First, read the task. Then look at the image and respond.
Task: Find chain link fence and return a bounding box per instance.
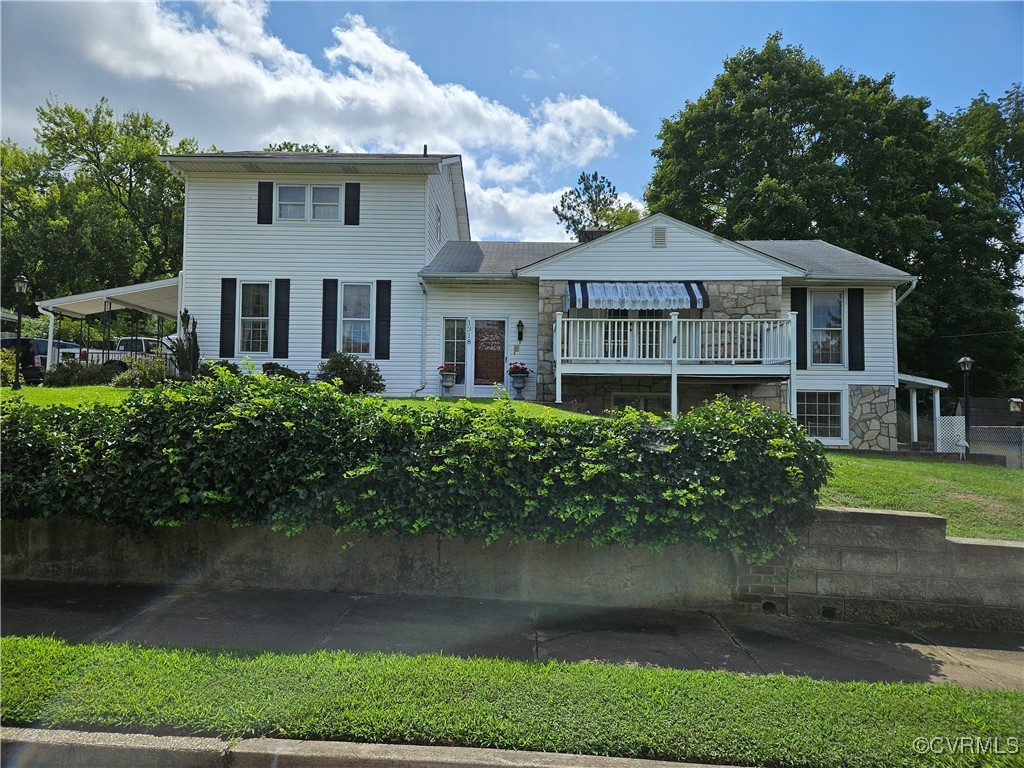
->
[969,426,1024,469]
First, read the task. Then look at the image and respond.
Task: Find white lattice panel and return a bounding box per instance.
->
[938,416,965,453]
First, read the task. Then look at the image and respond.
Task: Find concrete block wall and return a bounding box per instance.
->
[737,507,1024,631]
[4,508,1021,630]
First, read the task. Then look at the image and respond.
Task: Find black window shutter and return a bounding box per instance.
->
[257,182,273,224]
[219,278,237,358]
[848,288,865,371]
[344,183,360,225]
[791,287,807,370]
[374,280,391,360]
[322,279,338,358]
[273,279,290,359]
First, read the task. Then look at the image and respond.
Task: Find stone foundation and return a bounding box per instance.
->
[557,375,786,415]
[848,385,898,451]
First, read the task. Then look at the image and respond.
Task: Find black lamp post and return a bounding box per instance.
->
[957,355,974,459]
[12,273,28,391]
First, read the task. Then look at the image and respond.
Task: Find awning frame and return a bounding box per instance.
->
[566,281,710,311]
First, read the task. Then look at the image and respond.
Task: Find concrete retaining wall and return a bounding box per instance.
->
[737,507,1024,631]
[3,508,1021,629]
[0,518,735,609]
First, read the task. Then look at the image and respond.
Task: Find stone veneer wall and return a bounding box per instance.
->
[536,280,568,402]
[848,385,898,452]
[737,507,1023,631]
[703,280,782,319]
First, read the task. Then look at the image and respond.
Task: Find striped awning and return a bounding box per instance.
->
[566,281,709,310]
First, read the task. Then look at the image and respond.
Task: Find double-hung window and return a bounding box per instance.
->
[341,284,372,355]
[796,391,843,439]
[240,282,271,353]
[277,185,341,222]
[810,291,844,366]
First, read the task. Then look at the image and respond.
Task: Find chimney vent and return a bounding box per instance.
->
[423,144,428,157]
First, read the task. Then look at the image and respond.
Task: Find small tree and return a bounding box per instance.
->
[168,309,200,379]
[553,171,640,239]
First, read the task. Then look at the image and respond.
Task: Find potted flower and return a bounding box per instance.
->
[437,363,458,395]
[507,361,530,400]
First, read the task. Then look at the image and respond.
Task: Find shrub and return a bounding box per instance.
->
[316,352,385,394]
[111,357,169,388]
[0,348,16,387]
[262,362,309,382]
[0,382,828,562]
[197,360,241,378]
[42,362,117,388]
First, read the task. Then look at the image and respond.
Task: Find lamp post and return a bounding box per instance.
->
[12,274,28,391]
[957,355,974,459]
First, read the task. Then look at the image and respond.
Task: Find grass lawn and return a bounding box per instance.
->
[820,452,1024,541]
[3,636,1022,768]
[0,385,131,408]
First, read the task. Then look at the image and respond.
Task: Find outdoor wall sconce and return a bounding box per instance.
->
[517,320,524,341]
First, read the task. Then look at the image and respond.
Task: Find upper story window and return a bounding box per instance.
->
[277,185,342,222]
[810,290,844,366]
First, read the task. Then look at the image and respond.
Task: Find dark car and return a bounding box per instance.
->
[1,337,81,385]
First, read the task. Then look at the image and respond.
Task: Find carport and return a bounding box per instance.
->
[35,276,181,369]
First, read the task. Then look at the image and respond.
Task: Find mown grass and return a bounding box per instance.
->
[3,636,1022,768]
[0,386,131,408]
[820,452,1024,541]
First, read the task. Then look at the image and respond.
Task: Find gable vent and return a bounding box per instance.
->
[652,227,668,248]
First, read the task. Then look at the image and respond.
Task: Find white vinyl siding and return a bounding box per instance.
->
[519,215,803,282]
[425,169,462,263]
[425,283,539,399]
[181,173,431,394]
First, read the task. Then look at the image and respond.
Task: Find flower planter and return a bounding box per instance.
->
[509,373,528,400]
[439,371,457,395]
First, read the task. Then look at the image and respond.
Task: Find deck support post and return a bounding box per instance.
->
[932,387,942,453]
[787,311,798,416]
[670,312,679,419]
[909,388,919,444]
[554,312,563,404]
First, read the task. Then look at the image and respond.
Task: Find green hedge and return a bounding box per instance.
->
[0,374,829,561]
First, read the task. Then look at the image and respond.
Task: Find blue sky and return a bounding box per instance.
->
[2,1,1021,240]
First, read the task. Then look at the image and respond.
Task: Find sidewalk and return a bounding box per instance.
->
[3,580,1021,689]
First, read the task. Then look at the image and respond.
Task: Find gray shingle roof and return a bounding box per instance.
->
[423,241,577,275]
[739,240,913,281]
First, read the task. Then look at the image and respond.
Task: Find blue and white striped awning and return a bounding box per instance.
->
[566,281,709,310]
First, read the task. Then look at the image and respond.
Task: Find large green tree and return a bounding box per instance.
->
[646,34,1024,397]
[553,171,640,239]
[1,98,196,313]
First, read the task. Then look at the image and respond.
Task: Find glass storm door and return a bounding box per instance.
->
[471,319,506,396]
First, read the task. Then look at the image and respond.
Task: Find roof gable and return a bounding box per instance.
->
[517,214,806,280]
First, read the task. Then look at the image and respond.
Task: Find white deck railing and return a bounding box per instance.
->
[559,317,792,365]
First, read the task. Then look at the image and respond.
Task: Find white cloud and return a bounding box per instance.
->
[2,1,633,240]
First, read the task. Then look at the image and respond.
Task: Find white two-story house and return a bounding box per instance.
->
[38,152,921,451]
